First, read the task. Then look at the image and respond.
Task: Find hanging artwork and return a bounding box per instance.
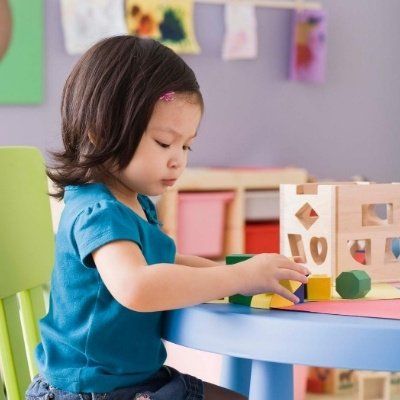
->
[289,9,327,83]
[0,0,43,104]
[222,4,257,60]
[125,0,200,54]
[60,0,127,55]
[0,0,12,61]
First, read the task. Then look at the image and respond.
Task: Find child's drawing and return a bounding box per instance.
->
[125,0,200,54]
[289,9,327,83]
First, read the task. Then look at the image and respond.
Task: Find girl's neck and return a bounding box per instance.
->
[103,176,139,209]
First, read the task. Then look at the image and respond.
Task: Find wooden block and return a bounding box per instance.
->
[307,274,331,300]
[336,270,371,299]
[229,294,252,306]
[250,293,273,309]
[294,284,305,303]
[226,254,254,265]
[226,256,305,309]
[281,279,302,292]
[270,280,302,308]
[270,294,294,308]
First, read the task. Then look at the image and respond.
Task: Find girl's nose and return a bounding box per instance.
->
[168,158,180,169]
[168,151,185,169]
[168,159,177,169]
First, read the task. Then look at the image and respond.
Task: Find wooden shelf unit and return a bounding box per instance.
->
[156,167,308,256]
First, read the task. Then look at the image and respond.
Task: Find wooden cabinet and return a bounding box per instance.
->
[157,167,308,257]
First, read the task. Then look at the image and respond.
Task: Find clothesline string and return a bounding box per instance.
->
[195,0,322,10]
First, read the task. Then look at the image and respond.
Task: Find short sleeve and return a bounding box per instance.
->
[73,200,142,268]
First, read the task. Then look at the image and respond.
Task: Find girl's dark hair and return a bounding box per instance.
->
[48,35,203,199]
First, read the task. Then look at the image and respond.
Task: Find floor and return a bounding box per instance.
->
[306,393,400,400]
[306,395,356,400]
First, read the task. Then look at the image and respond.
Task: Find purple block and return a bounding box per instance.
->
[294,284,305,303]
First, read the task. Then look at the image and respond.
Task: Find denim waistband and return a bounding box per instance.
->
[26,367,173,400]
[26,366,204,400]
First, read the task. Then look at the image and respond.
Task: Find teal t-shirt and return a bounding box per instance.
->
[35,183,176,393]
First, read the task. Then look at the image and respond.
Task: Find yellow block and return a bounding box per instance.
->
[270,280,302,308]
[307,274,331,300]
[251,293,273,309]
[281,279,302,293]
[270,295,294,308]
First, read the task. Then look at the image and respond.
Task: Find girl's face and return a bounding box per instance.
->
[116,94,202,197]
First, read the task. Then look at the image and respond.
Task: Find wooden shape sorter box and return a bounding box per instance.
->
[280,182,400,283]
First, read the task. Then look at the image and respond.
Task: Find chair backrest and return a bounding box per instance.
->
[0,147,54,400]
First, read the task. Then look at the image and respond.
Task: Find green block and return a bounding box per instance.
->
[336,270,371,299]
[226,254,254,265]
[226,254,254,306]
[229,294,252,306]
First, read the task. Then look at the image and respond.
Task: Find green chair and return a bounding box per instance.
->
[0,147,54,400]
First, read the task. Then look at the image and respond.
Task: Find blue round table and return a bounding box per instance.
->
[162,303,400,399]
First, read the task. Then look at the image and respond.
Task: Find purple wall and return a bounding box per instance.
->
[1,0,399,182]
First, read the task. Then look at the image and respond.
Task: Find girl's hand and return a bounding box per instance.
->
[234,254,310,303]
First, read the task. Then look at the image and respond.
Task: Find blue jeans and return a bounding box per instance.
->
[25,366,204,400]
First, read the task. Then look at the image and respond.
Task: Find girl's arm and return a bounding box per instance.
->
[93,240,308,313]
[175,253,220,268]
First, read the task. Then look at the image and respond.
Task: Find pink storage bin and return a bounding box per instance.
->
[294,365,309,400]
[177,191,234,257]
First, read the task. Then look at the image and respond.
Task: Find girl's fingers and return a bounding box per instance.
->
[277,269,308,284]
[292,255,306,264]
[273,284,300,304]
[278,258,310,275]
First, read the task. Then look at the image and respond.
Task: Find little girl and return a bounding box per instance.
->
[26,35,309,400]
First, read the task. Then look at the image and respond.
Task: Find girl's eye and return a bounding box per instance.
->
[183,145,193,151]
[155,140,170,148]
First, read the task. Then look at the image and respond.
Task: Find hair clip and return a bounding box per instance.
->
[159,91,175,102]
